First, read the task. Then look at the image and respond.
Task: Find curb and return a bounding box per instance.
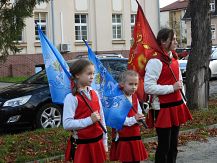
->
[26,155,64,163]
[26,123,217,163]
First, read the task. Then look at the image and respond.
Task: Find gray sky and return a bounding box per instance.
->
[160,0,177,8]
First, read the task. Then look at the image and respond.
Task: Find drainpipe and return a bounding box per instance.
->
[157,0,160,30]
[51,0,55,45]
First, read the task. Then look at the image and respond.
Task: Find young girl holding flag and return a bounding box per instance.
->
[110,70,148,163]
[63,59,108,163]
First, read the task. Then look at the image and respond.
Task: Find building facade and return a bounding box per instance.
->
[0,0,160,77]
[160,0,188,48]
[184,0,217,47]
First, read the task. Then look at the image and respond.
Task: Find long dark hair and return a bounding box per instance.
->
[69,59,93,95]
[157,28,178,59]
[157,28,174,48]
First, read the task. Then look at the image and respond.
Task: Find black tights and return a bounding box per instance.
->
[155,126,180,163]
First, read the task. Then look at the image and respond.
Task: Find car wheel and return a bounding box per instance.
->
[36,103,62,129]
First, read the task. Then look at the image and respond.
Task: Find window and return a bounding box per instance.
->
[211,24,216,40]
[17,31,23,42]
[130,14,136,39]
[210,0,215,12]
[75,14,88,41]
[112,14,122,39]
[34,12,47,40]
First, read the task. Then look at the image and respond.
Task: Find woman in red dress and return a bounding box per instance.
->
[144,28,192,163]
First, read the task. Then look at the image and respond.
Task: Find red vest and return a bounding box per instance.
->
[118,94,141,137]
[157,58,182,104]
[74,90,103,139]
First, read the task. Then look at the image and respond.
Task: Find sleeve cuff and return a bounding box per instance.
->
[132,116,137,124]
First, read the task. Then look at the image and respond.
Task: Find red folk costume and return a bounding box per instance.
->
[110,94,148,162]
[65,90,106,163]
[146,55,192,128]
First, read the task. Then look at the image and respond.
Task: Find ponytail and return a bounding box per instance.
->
[70,76,79,96]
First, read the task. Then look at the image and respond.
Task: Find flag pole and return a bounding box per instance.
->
[132,107,148,128]
[159,54,187,102]
[168,65,187,102]
[79,91,107,134]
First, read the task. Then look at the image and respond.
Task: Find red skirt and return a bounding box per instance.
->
[74,139,106,163]
[155,103,192,128]
[110,141,118,161]
[110,140,148,162]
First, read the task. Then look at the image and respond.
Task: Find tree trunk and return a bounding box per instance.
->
[186,0,211,110]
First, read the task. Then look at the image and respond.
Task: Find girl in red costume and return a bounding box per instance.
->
[144,28,192,163]
[110,70,148,163]
[63,59,107,163]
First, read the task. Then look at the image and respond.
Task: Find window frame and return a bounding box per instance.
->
[34,12,47,41]
[130,14,136,40]
[211,24,216,40]
[74,14,88,42]
[210,0,215,12]
[112,14,123,40]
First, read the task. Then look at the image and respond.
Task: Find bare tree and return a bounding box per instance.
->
[186,0,211,109]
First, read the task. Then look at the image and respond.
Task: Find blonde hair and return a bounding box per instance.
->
[119,70,139,83]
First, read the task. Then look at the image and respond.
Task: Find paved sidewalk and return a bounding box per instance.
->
[141,136,217,162]
[0,82,14,89]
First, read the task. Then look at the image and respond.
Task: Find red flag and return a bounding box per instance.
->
[128,1,168,102]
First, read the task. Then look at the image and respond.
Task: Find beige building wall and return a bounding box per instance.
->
[186,20,191,46]
[211,18,217,45]
[143,0,160,36]
[160,9,187,47]
[160,11,170,28]
[16,0,160,55]
[186,18,217,47]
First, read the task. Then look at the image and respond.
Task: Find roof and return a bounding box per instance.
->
[160,0,189,12]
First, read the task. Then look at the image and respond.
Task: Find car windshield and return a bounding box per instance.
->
[23,70,48,84]
[101,59,128,81]
[23,59,128,84]
[211,50,217,60]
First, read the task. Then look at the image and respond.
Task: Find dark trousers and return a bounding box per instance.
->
[155,126,180,163]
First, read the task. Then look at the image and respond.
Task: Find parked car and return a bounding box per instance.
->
[178,59,187,81]
[209,49,217,78]
[0,55,128,131]
[176,48,191,59]
[178,48,217,82]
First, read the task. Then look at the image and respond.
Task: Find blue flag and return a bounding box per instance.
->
[83,40,132,130]
[38,27,71,104]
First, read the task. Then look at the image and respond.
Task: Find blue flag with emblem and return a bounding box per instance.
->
[83,40,132,130]
[38,27,71,104]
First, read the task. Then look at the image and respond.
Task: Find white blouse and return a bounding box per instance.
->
[62,88,108,151]
[124,95,143,126]
[144,58,183,110]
